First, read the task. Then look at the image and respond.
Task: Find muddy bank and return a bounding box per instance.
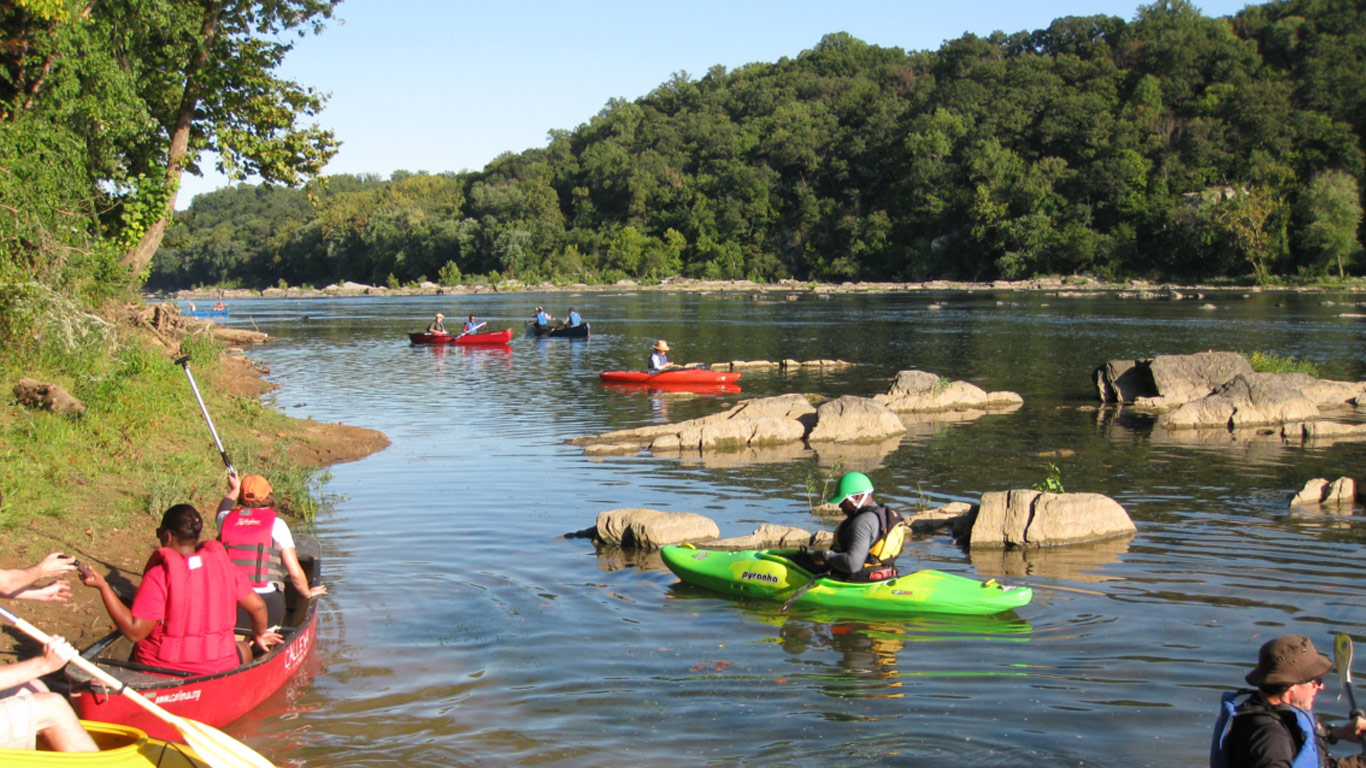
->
[0,354,388,665]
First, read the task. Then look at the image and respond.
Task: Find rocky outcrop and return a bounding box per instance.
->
[965,490,1136,549]
[594,508,721,549]
[13,378,86,417]
[1094,351,1252,407]
[806,396,906,443]
[1290,477,1359,508]
[571,394,817,456]
[710,359,855,372]
[874,370,1023,413]
[1159,372,1365,430]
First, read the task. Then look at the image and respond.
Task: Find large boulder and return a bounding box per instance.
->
[570,394,818,454]
[967,490,1136,549]
[1290,477,1358,507]
[594,509,720,549]
[1158,373,1320,430]
[13,378,86,417]
[1093,351,1252,407]
[711,524,832,551]
[806,395,906,443]
[874,370,1022,412]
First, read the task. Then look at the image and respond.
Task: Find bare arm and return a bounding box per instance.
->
[280,547,326,598]
[0,637,77,691]
[78,569,156,643]
[0,553,75,596]
[239,593,283,650]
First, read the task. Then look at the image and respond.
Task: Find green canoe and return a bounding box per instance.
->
[659,545,1032,616]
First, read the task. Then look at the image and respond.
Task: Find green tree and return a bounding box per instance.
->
[1296,170,1362,277]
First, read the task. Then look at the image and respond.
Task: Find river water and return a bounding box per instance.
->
[205,289,1365,768]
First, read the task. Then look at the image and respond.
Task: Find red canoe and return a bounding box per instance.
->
[599,369,741,385]
[66,536,321,742]
[409,328,513,345]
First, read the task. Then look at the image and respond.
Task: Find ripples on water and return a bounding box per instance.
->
[191,291,1366,767]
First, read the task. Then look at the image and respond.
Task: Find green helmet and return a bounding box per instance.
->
[827,471,874,505]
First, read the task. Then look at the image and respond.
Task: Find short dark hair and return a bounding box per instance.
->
[158,504,203,543]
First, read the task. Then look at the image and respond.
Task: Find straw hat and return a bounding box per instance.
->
[653,340,670,352]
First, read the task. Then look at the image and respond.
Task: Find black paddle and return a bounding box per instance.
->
[177,356,235,476]
[779,570,829,613]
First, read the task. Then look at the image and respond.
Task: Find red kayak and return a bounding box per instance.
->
[66,536,321,742]
[409,328,513,345]
[600,369,741,385]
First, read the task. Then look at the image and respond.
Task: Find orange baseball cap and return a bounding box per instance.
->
[241,474,273,504]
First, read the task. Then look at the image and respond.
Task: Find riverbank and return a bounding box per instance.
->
[158,275,1366,302]
[0,352,389,666]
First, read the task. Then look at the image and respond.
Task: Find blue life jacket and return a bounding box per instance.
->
[568,311,582,326]
[535,311,550,325]
[1212,690,1320,768]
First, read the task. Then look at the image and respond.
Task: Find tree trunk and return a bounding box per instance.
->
[120,2,224,276]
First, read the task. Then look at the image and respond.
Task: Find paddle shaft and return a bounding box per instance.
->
[0,604,276,768]
[780,571,829,612]
[457,321,487,339]
[177,357,235,475]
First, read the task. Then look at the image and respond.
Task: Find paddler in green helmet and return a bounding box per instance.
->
[810,472,907,582]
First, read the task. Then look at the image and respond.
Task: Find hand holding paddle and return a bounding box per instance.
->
[0,604,276,768]
[456,321,487,339]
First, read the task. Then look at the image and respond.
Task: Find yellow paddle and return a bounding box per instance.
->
[0,604,276,768]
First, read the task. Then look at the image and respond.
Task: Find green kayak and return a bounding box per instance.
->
[659,545,1032,616]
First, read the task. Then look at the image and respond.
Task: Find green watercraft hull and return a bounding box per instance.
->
[660,546,1032,616]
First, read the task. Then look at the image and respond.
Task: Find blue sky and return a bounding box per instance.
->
[177,0,1265,208]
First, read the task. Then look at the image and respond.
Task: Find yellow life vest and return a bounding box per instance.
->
[866,505,906,566]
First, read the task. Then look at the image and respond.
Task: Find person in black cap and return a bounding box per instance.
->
[1215,634,1366,768]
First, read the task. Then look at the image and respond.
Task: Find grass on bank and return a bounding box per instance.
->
[0,312,328,535]
[1245,351,1322,377]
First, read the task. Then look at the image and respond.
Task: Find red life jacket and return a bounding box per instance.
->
[219,507,286,591]
[139,541,239,669]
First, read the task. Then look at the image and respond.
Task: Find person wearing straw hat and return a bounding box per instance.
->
[1215,634,1366,768]
[426,313,447,334]
[648,340,678,372]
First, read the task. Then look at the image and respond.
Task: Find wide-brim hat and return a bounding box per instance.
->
[1246,634,1333,686]
[654,340,670,352]
[435,313,444,319]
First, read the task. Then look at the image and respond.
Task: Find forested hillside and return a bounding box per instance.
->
[155,0,1366,289]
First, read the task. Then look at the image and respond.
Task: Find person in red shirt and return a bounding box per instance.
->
[81,504,281,674]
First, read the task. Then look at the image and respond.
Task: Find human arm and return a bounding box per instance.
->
[812,514,879,576]
[0,552,76,596]
[79,567,157,643]
[280,547,326,598]
[0,636,79,691]
[216,472,242,525]
[238,592,283,650]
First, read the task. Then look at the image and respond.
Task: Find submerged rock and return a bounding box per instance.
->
[874,370,1022,413]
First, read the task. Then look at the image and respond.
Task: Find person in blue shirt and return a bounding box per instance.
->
[462,315,485,334]
[648,340,678,372]
[566,308,583,327]
[533,306,553,326]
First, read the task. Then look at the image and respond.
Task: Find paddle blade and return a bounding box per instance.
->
[1336,632,1355,685]
[176,718,277,768]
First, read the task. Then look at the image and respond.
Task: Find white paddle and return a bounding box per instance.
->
[0,604,276,768]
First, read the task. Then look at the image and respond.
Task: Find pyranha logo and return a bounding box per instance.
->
[739,570,780,585]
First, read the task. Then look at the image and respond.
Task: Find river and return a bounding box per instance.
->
[205,288,1365,768]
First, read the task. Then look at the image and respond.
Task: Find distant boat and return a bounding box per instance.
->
[183,308,228,318]
[526,320,590,338]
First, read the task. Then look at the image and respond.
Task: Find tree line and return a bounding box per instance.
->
[153,0,1366,290]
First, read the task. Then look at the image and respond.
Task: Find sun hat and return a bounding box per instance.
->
[435,313,444,319]
[1246,634,1333,686]
[241,474,273,505]
[654,340,670,352]
[827,472,874,505]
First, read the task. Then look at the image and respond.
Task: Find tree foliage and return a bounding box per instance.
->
[159,0,1366,289]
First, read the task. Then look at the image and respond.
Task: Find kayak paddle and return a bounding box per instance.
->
[1333,631,1366,752]
[455,321,487,339]
[177,356,235,476]
[779,571,829,612]
[0,604,276,768]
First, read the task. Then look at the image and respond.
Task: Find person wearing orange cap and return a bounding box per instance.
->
[1215,634,1366,768]
[216,474,326,633]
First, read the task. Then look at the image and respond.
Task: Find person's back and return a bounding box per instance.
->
[133,539,242,675]
[567,309,582,326]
